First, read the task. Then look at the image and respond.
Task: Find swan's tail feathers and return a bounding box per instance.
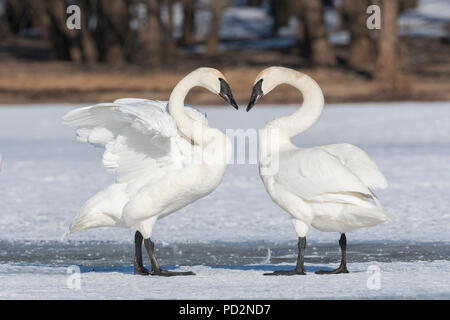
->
[62,184,128,239]
[68,210,120,235]
[60,230,70,242]
[61,202,124,241]
[347,202,395,230]
[370,190,396,222]
[59,214,117,242]
[59,217,94,242]
[59,220,93,242]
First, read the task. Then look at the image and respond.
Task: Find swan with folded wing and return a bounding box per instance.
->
[246,67,393,275]
[63,67,238,276]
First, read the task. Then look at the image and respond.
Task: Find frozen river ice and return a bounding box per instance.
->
[0,102,449,299]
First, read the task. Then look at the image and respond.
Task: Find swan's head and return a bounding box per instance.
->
[193,67,239,110]
[246,67,288,112]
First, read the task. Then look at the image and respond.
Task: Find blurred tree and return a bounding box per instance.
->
[139,0,163,63]
[271,0,290,34]
[45,0,82,61]
[399,0,417,12]
[5,0,33,34]
[377,0,399,82]
[29,0,50,39]
[181,0,196,45]
[77,0,98,63]
[248,0,263,6]
[98,0,133,63]
[0,6,7,37]
[298,0,336,66]
[342,0,374,70]
[206,0,227,55]
[165,0,176,57]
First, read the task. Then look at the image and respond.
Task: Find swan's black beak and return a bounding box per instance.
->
[219,78,239,110]
[246,79,264,112]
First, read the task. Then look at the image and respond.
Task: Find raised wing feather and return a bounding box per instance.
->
[319,143,388,190]
[63,99,207,183]
[276,148,372,203]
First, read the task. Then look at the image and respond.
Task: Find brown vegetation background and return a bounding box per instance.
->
[0,0,449,105]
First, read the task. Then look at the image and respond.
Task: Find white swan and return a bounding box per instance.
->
[246,67,393,275]
[63,67,238,276]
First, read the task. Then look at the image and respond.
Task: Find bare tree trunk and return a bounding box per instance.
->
[166,0,176,57]
[45,0,82,61]
[78,0,98,62]
[399,0,417,11]
[271,0,290,34]
[99,0,132,64]
[5,0,32,34]
[248,0,263,6]
[181,0,196,45]
[377,0,399,82]
[5,0,50,38]
[300,0,336,66]
[343,0,374,69]
[139,0,162,64]
[291,2,305,54]
[206,0,227,55]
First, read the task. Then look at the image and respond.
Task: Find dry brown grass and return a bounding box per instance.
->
[0,33,450,105]
[2,60,448,106]
[0,36,449,105]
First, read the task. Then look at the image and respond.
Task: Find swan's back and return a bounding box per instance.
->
[319,143,388,190]
[273,146,393,231]
[276,147,372,202]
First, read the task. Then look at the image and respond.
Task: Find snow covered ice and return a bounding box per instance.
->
[0,102,449,299]
[1,261,449,300]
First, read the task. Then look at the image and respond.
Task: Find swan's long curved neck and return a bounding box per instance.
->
[265,70,324,146]
[168,73,209,145]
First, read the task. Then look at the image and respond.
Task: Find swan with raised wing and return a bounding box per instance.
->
[63,67,238,276]
[246,67,393,275]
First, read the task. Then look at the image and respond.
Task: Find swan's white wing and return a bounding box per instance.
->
[319,143,388,190]
[115,98,208,125]
[63,99,207,183]
[276,148,372,203]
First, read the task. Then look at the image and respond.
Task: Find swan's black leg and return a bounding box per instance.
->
[134,231,150,275]
[264,237,307,276]
[316,233,349,274]
[143,238,195,277]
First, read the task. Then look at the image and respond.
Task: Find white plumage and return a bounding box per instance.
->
[63,68,238,276]
[63,98,209,235]
[273,144,391,233]
[247,67,393,275]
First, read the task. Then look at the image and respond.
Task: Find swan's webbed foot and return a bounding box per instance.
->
[264,236,307,276]
[134,263,150,276]
[315,265,349,275]
[316,233,349,275]
[151,269,196,277]
[142,236,196,277]
[264,269,306,276]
